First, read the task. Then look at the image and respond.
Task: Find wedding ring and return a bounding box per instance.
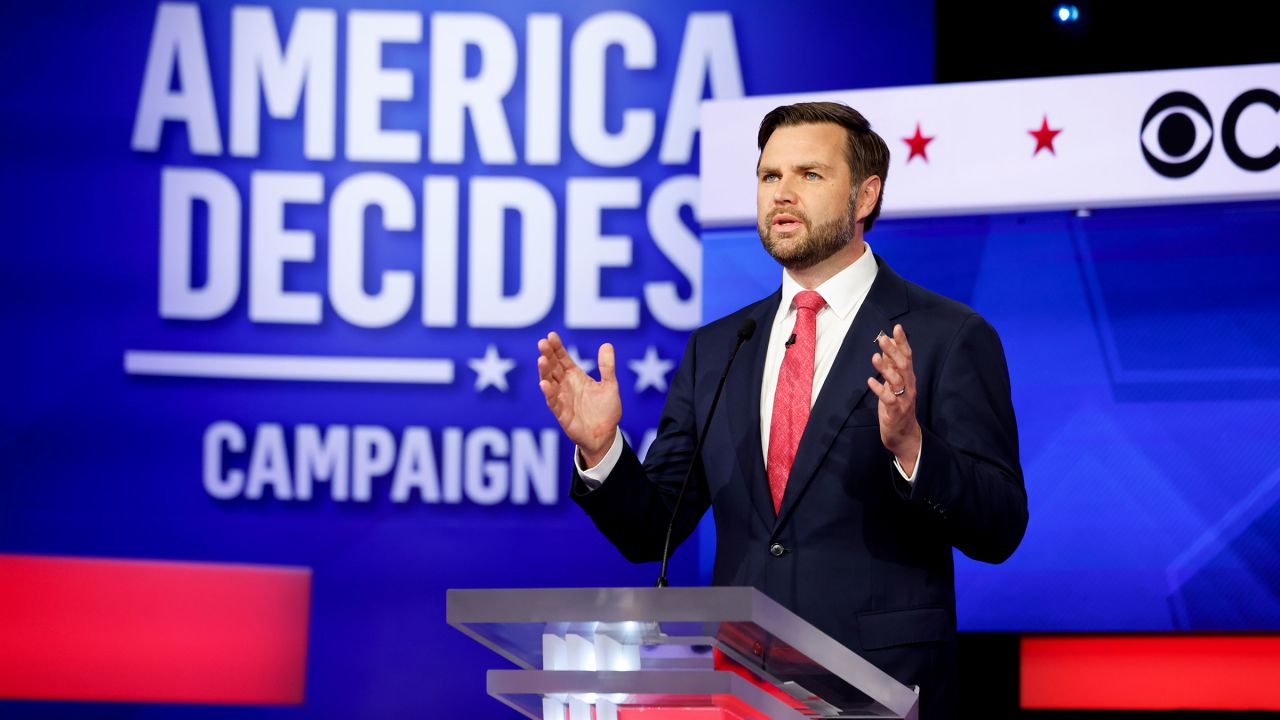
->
[893,386,907,396]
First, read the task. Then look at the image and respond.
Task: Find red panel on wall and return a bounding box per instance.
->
[0,554,311,704]
[1022,634,1280,710]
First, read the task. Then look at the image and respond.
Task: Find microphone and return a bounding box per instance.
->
[784,333,796,348]
[657,316,756,588]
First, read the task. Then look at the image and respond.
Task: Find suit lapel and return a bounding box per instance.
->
[774,255,910,528]
[724,292,781,530]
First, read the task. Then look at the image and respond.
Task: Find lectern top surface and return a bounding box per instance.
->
[446,587,918,719]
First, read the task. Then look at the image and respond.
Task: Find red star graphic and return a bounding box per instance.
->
[1029,115,1062,156]
[902,122,934,163]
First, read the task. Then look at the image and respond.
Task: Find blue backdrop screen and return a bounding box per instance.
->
[0,1,936,717]
[705,200,1280,631]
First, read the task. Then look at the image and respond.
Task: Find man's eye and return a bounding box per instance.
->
[805,171,820,180]
[762,174,778,182]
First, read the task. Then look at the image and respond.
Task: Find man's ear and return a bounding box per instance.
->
[855,175,882,224]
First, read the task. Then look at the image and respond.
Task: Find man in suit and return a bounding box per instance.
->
[537,102,1027,717]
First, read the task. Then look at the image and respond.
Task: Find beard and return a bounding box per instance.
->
[757,195,857,271]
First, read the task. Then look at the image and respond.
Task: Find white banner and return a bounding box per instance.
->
[700,63,1280,224]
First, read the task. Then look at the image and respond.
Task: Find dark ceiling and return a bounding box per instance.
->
[936,0,1280,82]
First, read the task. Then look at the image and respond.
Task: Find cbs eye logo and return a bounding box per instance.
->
[1140,89,1280,178]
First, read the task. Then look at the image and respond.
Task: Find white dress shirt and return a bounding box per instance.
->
[578,242,919,486]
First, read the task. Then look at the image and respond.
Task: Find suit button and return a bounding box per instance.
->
[769,543,785,557]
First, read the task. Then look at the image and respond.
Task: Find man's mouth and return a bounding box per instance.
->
[772,213,803,233]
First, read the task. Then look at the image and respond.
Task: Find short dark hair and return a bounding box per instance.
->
[757,102,890,232]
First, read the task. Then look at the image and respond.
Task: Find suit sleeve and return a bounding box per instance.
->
[570,331,712,564]
[897,313,1028,563]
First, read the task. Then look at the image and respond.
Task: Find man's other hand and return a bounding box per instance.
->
[868,323,922,476]
[537,331,622,468]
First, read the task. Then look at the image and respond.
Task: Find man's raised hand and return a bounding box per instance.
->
[868,323,923,476]
[537,332,622,467]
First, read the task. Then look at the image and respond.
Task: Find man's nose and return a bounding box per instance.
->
[773,176,798,204]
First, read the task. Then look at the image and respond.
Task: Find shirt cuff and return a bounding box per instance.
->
[574,427,624,489]
[892,443,921,485]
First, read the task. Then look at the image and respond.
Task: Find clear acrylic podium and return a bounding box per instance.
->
[447,587,919,719]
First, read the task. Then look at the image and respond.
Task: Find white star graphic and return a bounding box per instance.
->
[628,346,674,393]
[567,345,597,376]
[468,344,516,392]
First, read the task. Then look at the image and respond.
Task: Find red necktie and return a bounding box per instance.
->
[767,290,826,514]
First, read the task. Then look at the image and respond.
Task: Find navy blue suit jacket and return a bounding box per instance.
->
[572,255,1028,715]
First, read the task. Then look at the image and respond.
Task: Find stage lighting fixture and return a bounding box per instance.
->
[1055,4,1080,23]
